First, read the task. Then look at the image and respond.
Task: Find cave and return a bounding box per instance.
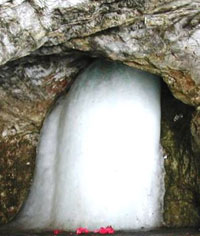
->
[1,55,199,234]
[1,1,200,235]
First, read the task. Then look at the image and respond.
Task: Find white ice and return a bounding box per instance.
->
[13,60,164,231]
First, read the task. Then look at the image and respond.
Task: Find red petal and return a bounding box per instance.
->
[76,227,90,234]
[94,226,115,234]
[99,227,108,234]
[106,226,114,234]
[53,229,61,235]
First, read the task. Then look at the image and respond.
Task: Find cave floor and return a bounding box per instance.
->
[0,228,200,236]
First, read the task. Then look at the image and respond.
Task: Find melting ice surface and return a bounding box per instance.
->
[15,60,164,231]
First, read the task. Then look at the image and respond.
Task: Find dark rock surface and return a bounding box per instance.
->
[161,85,199,226]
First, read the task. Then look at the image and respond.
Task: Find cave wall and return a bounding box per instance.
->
[0,0,200,229]
[0,55,200,228]
[0,54,90,224]
[161,84,200,227]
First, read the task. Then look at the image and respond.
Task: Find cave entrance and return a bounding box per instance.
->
[14,59,165,231]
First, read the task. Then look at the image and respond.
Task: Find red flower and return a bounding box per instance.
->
[76,226,115,235]
[98,227,108,234]
[76,227,90,234]
[105,226,114,234]
[53,229,61,235]
[95,226,115,234]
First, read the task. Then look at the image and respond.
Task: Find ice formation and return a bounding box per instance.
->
[14,60,164,231]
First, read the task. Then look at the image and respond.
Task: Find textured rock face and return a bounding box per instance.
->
[0,54,90,224]
[0,0,200,229]
[0,0,200,106]
[161,85,200,227]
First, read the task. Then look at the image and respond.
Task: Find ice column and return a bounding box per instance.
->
[14,60,164,231]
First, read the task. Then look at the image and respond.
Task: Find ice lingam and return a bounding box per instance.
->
[14,60,164,231]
